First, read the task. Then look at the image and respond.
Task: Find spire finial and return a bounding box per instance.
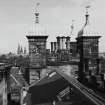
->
[86,5,90,15]
[35,2,40,24]
[35,2,40,12]
[85,5,91,26]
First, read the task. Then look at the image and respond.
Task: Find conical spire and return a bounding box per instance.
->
[78,6,91,37]
[28,2,47,36]
[78,6,99,37]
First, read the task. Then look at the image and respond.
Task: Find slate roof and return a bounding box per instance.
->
[28,71,69,104]
[10,67,28,88]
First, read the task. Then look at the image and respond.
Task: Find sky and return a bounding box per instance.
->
[0,0,105,54]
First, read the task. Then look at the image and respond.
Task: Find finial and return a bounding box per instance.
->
[86,5,90,15]
[35,2,40,12]
[35,2,40,24]
[85,5,91,26]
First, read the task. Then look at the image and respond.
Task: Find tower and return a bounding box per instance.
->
[17,44,21,55]
[24,47,27,55]
[56,36,60,50]
[20,46,23,55]
[76,6,101,81]
[51,42,54,52]
[66,36,70,50]
[26,3,48,84]
[62,36,66,49]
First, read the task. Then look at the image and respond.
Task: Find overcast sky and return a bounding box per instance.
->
[0,0,105,54]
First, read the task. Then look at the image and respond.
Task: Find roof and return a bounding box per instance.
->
[26,35,48,39]
[28,71,69,104]
[77,9,101,38]
[29,72,62,87]
[10,67,28,87]
[76,36,101,41]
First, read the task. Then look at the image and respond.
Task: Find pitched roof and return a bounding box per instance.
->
[28,71,69,104]
[10,67,28,87]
